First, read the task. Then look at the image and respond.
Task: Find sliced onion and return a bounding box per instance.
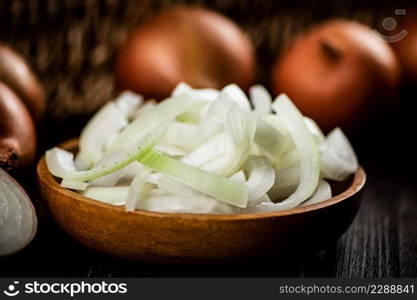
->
[181,94,232,150]
[139,150,249,208]
[301,179,332,207]
[154,144,187,157]
[320,128,358,181]
[47,84,359,215]
[275,149,298,171]
[304,117,326,144]
[267,165,299,201]
[254,119,290,163]
[181,132,235,171]
[46,129,163,181]
[75,92,141,170]
[75,102,128,170]
[222,84,251,111]
[195,105,256,177]
[229,170,246,183]
[60,179,89,191]
[0,168,37,256]
[176,110,202,124]
[130,100,157,120]
[89,161,141,187]
[145,173,162,185]
[137,191,236,214]
[262,114,291,140]
[243,156,275,205]
[249,85,272,116]
[81,186,129,206]
[255,94,320,211]
[172,82,219,102]
[126,167,154,211]
[109,96,208,151]
[156,171,243,216]
[115,91,143,119]
[161,122,197,150]
[224,105,257,174]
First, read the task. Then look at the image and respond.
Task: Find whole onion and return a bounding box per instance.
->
[0,82,37,171]
[272,20,400,132]
[116,6,256,100]
[390,10,417,85]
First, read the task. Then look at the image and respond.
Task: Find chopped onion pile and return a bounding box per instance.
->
[0,168,37,256]
[45,83,358,214]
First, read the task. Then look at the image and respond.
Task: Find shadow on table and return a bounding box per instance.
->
[0,214,339,278]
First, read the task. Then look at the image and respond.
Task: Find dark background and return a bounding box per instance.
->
[1,0,417,277]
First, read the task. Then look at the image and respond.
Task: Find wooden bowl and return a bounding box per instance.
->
[37,138,366,264]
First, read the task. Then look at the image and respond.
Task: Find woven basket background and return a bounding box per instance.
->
[0,0,399,126]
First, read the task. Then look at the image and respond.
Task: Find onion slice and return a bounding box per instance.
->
[115,91,143,119]
[89,161,142,187]
[139,150,249,208]
[222,84,251,111]
[60,179,89,191]
[301,179,332,207]
[75,102,128,170]
[0,168,37,256]
[108,96,208,151]
[46,129,163,181]
[254,119,290,163]
[172,82,219,102]
[82,186,130,206]
[254,94,320,211]
[249,85,272,116]
[243,155,275,205]
[156,175,236,215]
[320,128,358,181]
[125,167,154,211]
[137,192,236,214]
[45,84,359,215]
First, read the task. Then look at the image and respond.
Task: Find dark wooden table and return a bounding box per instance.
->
[1,85,417,278]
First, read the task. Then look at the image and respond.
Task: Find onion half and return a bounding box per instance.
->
[0,168,37,256]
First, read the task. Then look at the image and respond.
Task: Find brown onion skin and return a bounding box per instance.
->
[390,10,417,85]
[116,6,256,100]
[0,45,45,123]
[272,20,401,132]
[0,82,36,171]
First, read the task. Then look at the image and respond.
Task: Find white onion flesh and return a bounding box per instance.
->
[137,191,236,214]
[46,83,358,214]
[130,100,157,120]
[253,94,320,212]
[243,156,275,205]
[46,128,163,181]
[125,167,153,211]
[249,85,272,116]
[0,168,37,256]
[320,128,358,181]
[140,150,249,208]
[60,179,88,190]
[115,91,143,119]
[75,102,128,170]
[172,82,219,102]
[82,186,129,206]
[222,84,251,111]
[89,161,142,187]
[301,180,332,207]
[108,96,208,152]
